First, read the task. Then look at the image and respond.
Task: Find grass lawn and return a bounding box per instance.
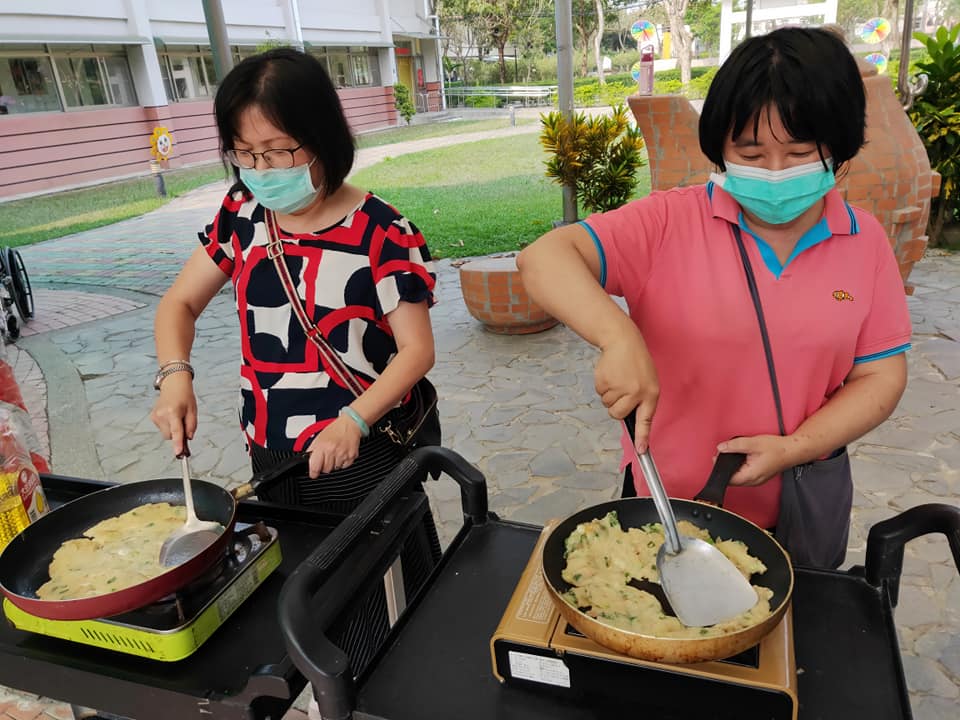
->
[356,117,535,148]
[0,117,650,253]
[0,164,230,247]
[0,118,535,248]
[351,133,651,259]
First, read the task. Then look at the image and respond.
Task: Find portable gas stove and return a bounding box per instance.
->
[2,522,282,662]
[490,526,798,719]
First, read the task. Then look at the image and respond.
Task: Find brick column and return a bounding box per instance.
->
[626,95,712,192]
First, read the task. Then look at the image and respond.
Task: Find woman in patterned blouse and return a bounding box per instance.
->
[150,48,437,512]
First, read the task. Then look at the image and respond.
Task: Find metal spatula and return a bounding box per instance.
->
[159,447,225,567]
[622,416,757,627]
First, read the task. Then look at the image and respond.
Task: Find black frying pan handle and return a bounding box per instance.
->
[622,408,639,446]
[865,503,960,606]
[624,411,745,508]
[233,453,310,500]
[694,451,747,507]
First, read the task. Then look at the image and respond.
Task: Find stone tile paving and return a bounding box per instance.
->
[19,290,146,338]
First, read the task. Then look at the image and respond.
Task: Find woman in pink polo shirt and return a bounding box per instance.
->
[517,27,911,568]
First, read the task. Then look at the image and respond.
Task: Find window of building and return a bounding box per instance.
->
[310,47,381,88]
[0,44,61,114]
[0,44,136,114]
[158,47,217,102]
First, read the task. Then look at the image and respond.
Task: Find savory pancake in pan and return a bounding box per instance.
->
[37,503,187,600]
[562,511,773,638]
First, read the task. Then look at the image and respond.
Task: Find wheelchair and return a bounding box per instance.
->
[0,246,34,341]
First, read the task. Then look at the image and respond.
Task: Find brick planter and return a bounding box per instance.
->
[458,256,558,335]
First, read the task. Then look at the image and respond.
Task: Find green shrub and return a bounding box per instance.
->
[531,55,558,81]
[908,25,960,245]
[393,83,416,125]
[687,66,718,99]
[599,81,636,107]
[465,95,498,108]
[653,79,683,95]
[609,50,640,72]
[540,104,647,217]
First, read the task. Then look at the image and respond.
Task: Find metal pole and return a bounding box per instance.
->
[430,12,447,110]
[744,0,754,39]
[897,0,916,107]
[201,0,234,82]
[288,0,305,51]
[555,0,577,223]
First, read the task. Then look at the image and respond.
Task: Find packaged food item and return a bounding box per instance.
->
[0,409,48,551]
[0,472,30,550]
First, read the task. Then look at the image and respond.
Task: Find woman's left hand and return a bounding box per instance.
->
[305,416,363,478]
[717,435,801,487]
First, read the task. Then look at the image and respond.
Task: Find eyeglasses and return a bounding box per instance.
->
[225,144,305,169]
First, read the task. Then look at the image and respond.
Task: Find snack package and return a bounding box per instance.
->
[0,408,48,521]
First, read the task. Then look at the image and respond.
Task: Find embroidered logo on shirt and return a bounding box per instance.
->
[832,290,855,302]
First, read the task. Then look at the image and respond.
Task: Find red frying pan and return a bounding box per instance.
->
[0,478,236,620]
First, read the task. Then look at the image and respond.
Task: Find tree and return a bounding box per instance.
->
[595,0,607,84]
[441,0,545,83]
[572,0,625,78]
[665,0,694,85]
[438,1,482,84]
[513,0,550,81]
[686,0,721,57]
[837,0,884,33]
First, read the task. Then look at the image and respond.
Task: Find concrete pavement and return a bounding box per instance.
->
[1,117,958,719]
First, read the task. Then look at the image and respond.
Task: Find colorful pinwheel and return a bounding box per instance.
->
[856,17,891,44]
[631,20,657,44]
[864,52,889,74]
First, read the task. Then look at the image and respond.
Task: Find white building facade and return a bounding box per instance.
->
[718,0,839,61]
[0,0,443,199]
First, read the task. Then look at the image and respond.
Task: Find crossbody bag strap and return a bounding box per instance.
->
[265,210,366,398]
[731,225,787,437]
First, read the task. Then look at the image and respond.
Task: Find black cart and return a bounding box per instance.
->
[0,449,957,720]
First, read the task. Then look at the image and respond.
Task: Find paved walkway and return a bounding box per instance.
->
[1,118,958,719]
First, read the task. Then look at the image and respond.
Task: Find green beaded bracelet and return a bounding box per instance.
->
[339,406,370,437]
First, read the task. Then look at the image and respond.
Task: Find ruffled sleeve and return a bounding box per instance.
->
[199,188,250,276]
[369,210,436,318]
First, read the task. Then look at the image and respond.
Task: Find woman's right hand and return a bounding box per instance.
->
[595,329,660,452]
[150,373,197,457]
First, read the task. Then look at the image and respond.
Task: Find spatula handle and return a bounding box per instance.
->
[623,411,683,555]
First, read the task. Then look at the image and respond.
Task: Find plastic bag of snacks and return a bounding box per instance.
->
[0,406,48,522]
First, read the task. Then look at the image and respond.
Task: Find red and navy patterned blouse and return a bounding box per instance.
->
[200,189,436,452]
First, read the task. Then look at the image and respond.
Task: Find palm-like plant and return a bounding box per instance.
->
[540,104,646,218]
[909,25,960,244]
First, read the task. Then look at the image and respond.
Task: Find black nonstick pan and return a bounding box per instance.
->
[0,478,236,620]
[541,417,793,663]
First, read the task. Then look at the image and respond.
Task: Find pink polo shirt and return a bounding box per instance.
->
[582,184,911,528]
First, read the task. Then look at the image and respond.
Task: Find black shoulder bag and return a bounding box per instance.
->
[732,225,853,569]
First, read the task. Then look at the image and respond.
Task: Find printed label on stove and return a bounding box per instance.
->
[508,651,571,688]
[515,571,555,624]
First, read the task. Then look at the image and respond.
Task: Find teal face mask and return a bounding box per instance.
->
[710,159,835,225]
[239,157,320,214]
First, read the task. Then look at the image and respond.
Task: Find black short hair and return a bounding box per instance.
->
[214,47,354,192]
[698,27,865,176]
